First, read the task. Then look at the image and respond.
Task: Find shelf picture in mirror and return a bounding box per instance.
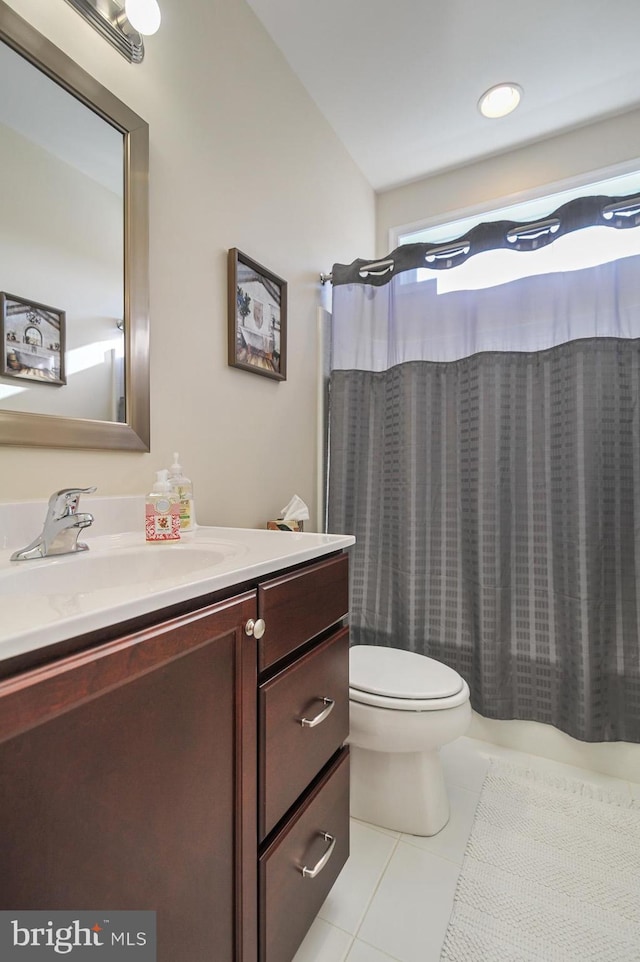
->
[1,292,66,385]
[228,248,287,381]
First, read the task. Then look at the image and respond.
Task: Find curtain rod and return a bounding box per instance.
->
[327,191,640,288]
[320,272,333,285]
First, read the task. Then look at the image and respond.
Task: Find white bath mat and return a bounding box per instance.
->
[440,760,640,962]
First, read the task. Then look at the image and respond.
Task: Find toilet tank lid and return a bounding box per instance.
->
[349,645,464,700]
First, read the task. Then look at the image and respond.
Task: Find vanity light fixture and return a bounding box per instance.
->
[478,83,523,119]
[64,0,161,64]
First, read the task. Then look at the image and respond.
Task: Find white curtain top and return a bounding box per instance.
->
[331,252,640,371]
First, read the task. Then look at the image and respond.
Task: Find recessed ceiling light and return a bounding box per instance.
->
[478,83,523,119]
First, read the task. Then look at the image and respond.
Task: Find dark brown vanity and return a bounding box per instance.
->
[0,549,351,962]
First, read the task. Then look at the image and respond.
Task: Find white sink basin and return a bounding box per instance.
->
[0,523,355,661]
[0,542,240,597]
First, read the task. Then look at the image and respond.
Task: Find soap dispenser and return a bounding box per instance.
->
[168,452,195,532]
[145,469,181,542]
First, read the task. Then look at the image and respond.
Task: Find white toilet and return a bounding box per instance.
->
[348,645,471,836]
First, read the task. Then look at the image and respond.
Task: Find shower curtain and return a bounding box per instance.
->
[327,194,640,743]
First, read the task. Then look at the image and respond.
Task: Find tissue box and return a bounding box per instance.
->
[267,519,304,532]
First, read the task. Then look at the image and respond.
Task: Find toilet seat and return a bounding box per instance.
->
[349,645,469,711]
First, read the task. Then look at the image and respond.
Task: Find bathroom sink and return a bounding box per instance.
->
[0,522,355,661]
[0,541,244,597]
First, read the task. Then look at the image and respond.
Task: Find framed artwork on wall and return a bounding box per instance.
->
[228,248,287,381]
[1,291,66,385]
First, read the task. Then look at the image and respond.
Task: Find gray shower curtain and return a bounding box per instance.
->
[328,198,640,743]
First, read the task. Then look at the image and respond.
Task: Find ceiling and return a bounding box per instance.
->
[246,0,640,192]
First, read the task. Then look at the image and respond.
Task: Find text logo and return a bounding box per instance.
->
[0,912,156,960]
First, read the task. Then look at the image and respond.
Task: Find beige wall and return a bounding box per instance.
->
[0,0,375,528]
[376,107,640,256]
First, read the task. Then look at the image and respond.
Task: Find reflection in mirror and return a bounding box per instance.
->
[0,0,149,451]
[0,40,125,422]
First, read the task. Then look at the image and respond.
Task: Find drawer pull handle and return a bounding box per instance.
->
[301,832,336,879]
[300,697,335,728]
[244,618,266,639]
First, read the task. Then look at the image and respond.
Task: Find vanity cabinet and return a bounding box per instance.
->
[0,549,351,962]
[0,591,259,962]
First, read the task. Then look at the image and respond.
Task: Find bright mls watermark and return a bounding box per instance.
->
[0,912,156,960]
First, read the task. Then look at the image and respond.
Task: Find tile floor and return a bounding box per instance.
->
[293,736,640,962]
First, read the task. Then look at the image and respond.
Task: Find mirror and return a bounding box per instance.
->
[0,1,149,450]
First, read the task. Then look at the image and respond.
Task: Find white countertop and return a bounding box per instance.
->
[0,525,355,663]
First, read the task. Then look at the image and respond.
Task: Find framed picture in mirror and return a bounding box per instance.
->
[1,291,66,385]
[228,248,287,381]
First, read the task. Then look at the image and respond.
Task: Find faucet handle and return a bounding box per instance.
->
[48,486,97,519]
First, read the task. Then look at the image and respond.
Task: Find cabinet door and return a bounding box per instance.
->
[0,592,258,962]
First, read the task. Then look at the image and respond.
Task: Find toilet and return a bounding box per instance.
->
[348,645,471,836]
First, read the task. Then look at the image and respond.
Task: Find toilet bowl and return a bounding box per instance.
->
[348,645,471,836]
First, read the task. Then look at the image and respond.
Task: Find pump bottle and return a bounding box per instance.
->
[145,469,181,542]
[168,452,195,532]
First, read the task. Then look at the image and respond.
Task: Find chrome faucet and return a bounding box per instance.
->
[10,486,97,561]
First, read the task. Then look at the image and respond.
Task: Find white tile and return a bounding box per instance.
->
[346,939,400,961]
[440,736,490,793]
[465,736,532,767]
[292,918,353,962]
[318,820,398,934]
[352,816,401,840]
[400,784,479,866]
[524,754,632,796]
[357,842,459,962]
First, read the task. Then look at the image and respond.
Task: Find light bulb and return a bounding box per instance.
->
[478,83,522,119]
[124,0,161,36]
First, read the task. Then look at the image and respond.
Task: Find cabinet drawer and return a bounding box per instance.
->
[259,626,349,840]
[259,748,349,962]
[258,553,349,672]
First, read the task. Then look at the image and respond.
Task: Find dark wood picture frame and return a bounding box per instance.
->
[228,249,287,381]
[1,291,66,385]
